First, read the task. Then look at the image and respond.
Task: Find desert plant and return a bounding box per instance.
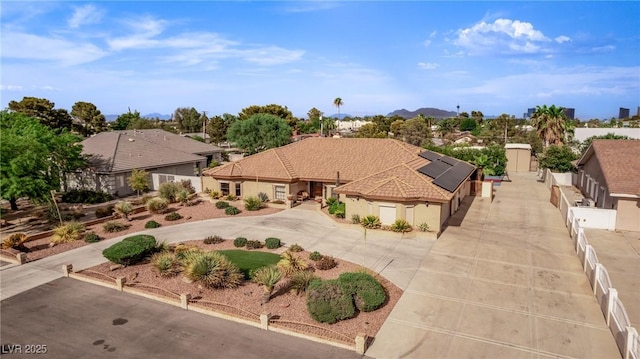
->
[173,244,203,261]
[204,235,224,245]
[337,272,386,312]
[114,201,133,221]
[182,251,243,288]
[277,251,309,276]
[158,182,181,202]
[51,221,86,244]
[257,192,269,202]
[84,232,101,243]
[251,265,282,304]
[140,194,153,204]
[244,196,263,211]
[95,205,114,218]
[208,190,220,199]
[391,219,412,233]
[418,222,431,232]
[316,256,337,270]
[306,280,355,324]
[233,237,247,248]
[145,220,161,229]
[151,251,179,277]
[102,234,157,266]
[289,271,319,295]
[102,221,129,233]
[351,214,361,224]
[155,240,170,252]
[246,240,263,250]
[180,179,196,194]
[177,190,191,206]
[265,237,281,249]
[146,197,169,214]
[225,194,237,201]
[288,243,304,252]
[309,251,323,261]
[326,197,338,207]
[215,200,230,209]
[225,206,240,215]
[361,215,381,229]
[164,212,183,221]
[1,233,29,251]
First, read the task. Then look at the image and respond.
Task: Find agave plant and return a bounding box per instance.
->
[360,215,381,229]
[51,222,86,244]
[182,251,243,288]
[1,233,29,252]
[277,251,309,276]
[114,201,133,221]
[151,251,179,277]
[251,265,282,304]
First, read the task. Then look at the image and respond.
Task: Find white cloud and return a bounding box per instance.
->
[281,1,341,13]
[1,31,106,65]
[555,35,571,43]
[68,4,104,28]
[417,62,439,70]
[591,45,615,53]
[241,46,305,66]
[423,39,431,47]
[107,16,167,51]
[0,84,23,91]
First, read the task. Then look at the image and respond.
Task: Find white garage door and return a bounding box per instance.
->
[379,205,396,225]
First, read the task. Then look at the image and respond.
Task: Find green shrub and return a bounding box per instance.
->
[289,271,319,295]
[182,251,243,288]
[418,222,430,232]
[95,205,114,218]
[233,237,247,248]
[51,221,86,244]
[246,240,263,250]
[391,219,412,233]
[316,256,337,270]
[288,243,304,252]
[257,192,269,202]
[244,196,263,211]
[84,231,101,243]
[164,212,183,221]
[215,201,230,209]
[208,160,220,168]
[208,190,220,199]
[539,145,578,173]
[158,182,181,202]
[114,201,133,220]
[309,251,323,261]
[225,194,237,201]
[326,197,338,207]
[146,197,169,214]
[62,190,113,204]
[225,206,240,215]
[204,235,224,245]
[145,220,161,229]
[277,251,308,276]
[337,272,386,312]
[306,280,355,324]
[177,190,191,206]
[265,237,281,249]
[102,234,157,265]
[361,215,381,229]
[351,214,361,224]
[103,221,130,233]
[141,194,153,204]
[151,251,179,277]
[180,179,196,194]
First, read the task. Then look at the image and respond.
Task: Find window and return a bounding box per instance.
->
[220,182,230,195]
[274,185,285,200]
[235,182,241,197]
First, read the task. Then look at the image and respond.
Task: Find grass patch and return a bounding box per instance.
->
[218,249,281,278]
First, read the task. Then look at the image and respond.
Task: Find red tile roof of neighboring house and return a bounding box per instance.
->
[577,139,640,195]
[204,138,472,202]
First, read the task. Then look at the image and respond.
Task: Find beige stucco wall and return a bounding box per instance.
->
[614,198,640,232]
[204,177,293,201]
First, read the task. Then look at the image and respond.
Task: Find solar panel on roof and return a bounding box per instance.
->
[417,161,452,178]
[418,151,442,161]
[432,162,475,192]
[440,156,458,166]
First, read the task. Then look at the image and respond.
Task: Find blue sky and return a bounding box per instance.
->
[1,1,639,120]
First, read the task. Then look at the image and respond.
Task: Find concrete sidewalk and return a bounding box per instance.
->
[0,206,435,301]
[367,172,620,359]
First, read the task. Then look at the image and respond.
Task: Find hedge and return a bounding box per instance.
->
[102,235,157,266]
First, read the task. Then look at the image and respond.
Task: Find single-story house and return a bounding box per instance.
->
[575,139,640,232]
[203,138,475,235]
[68,129,223,196]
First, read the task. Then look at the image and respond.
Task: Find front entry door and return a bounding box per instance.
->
[310,182,323,198]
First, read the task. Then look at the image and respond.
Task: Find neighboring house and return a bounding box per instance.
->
[573,128,640,143]
[574,139,640,232]
[203,138,475,235]
[68,129,223,196]
[181,132,211,144]
[453,132,478,145]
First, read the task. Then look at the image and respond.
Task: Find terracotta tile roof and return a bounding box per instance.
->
[204,138,472,201]
[579,139,640,195]
[82,130,220,173]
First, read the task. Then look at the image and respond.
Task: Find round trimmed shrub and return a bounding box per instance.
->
[306,279,355,324]
[265,237,281,249]
[244,196,263,211]
[316,256,337,270]
[215,201,230,209]
[102,235,157,266]
[103,221,129,233]
[288,243,304,252]
[233,237,247,248]
[84,231,101,243]
[246,240,263,250]
[145,220,161,229]
[337,272,386,312]
[95,205,114,218]
[164,212,183,221]
[309,251,323,261]
[225,206,240,215]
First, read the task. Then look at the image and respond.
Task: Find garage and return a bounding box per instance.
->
[379,204,396,225]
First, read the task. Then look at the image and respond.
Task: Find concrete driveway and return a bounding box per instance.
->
[367,172,620,359]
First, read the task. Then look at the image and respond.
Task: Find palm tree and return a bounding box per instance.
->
[531,105,570,147]
[333,97,343,121]
[252,266,282,304]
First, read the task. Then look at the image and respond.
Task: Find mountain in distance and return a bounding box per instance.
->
[326,113,353,119]
[104,113,172,122]
[387,107,457,119]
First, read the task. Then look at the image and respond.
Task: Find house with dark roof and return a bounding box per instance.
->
[68,129,223,196]
[203,138,475,235]
[575,139,640,232]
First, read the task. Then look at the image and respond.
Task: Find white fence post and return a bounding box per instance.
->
[592,263,602,295]
[606,288,618,326]
[624,326,638,359]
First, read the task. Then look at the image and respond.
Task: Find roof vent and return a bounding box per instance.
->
[128,138,135,142]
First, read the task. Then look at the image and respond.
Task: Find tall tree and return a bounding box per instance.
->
[8,96,73,133]
[0,111,85,210]
[71,101,107,136]
[128,169,150,197]
[307,107,322,121]
[227,114,291,154]
[238,104,296,127]
[173,107,203,133]
[355,123,385,138]
[401,117,432,146]
[531,105,571,147]
[111,110,141,130]
[333,97,343,121]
